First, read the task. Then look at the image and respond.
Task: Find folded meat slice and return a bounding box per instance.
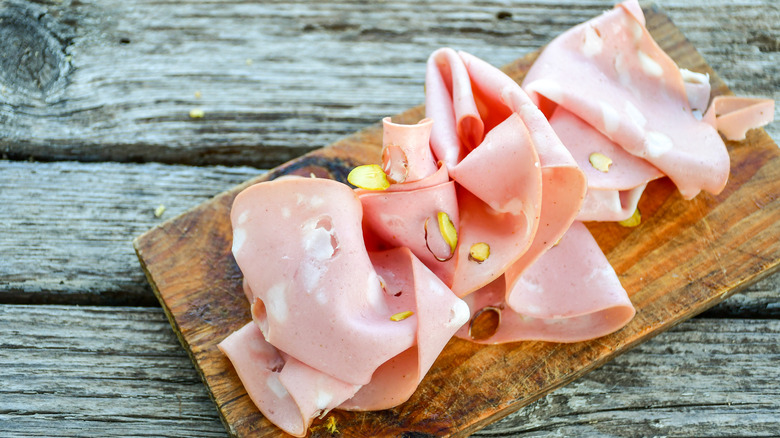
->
[340,248,470,410]
[360,110,547,297]
[457,222,635,343]
[549,107,663,221]
[703,96,775,141]
[422,48,586,299]
[219,323,361,437]
[231,178,412,385]
[522,0,730,200]
[222,178,469,436]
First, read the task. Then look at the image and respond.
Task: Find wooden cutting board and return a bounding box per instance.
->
[134,7,779,437]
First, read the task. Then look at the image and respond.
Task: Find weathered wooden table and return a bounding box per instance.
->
[1,0,778,436]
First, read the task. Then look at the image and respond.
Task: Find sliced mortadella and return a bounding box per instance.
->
[231,178,416,385]
[703,96,775,141]
[446,114,543,296]
[339,247,470,410]
[361,109,545,297]
[425,49,587,297]
[359,176,460,285]
[456,222,635,344]
[522,0,730,200]
[549,107,663,221]
[220,244,469,435]
[218,323,360,438]
[453,51,587,293]
[425,48,483,168]
[382,117,438,184]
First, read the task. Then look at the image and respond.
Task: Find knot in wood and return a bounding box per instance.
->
[0,6,67,97]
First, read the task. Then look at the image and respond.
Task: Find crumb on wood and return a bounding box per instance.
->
[189,108,205,119]
[154,204,166,218]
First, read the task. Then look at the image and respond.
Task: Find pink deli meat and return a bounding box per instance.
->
[220,178,469,436]
[210,1,773,431]
[522,0,773,219]
[358,49,634,345]
[456,222,635,343]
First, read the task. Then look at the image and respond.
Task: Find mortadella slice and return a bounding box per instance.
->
[223,177,469,436]
[360,103,548,298]
[522,0,730,200]
[231,177,415,386]
[549,106,663,221]
[703,96,775,141]
[436,50,587,301]
[424,48,588,299]
[339,247,470,410]
[456,222,635,344]
[381,117,439,184]
[218,322,360,438]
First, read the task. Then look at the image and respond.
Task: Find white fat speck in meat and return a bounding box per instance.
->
[629,19,643,41]
[232,228,247,255]
[300,260,326,293]
[316,390,333,410]
[582,25,603,58]
[599,101,620,134]
[679,68,709,85]
[366,271,389,314]
[526,78,564,103]
[638,50,663,77]
[237,210,249,225]
[518,276,544,294]
[266,282,289,323]
[624,101,646,128]
[448,300,471,328]
[644,131,674,157]
[266,374,288,399]
[489,197,524,216]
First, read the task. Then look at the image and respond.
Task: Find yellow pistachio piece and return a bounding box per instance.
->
[468,242,490,263]
[348,165,390,190]
[589,152,613,172]
[189,108,205,119]
[154,204,166,218]
[390,310,414,322]
[437,212,458,254]
[347,164,390,190]
[618,208,641,227]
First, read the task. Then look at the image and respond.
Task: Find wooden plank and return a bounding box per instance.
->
[0,0,776,167]
[0,160,261,305]
[483,317,780,437]
[0,305,226,438]
[1,305,778,437]
[0,158,777,315]
[133,9,780,437]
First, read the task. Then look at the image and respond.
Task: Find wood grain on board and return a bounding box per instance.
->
[134,7,780,438]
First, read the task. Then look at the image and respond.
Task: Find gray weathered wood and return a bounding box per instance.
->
[0,160,261,305]
[0,0,777,167]
[1,305,778,437]
[0,305,225,437]
[481,317,780,437]
[2,158,778,315]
